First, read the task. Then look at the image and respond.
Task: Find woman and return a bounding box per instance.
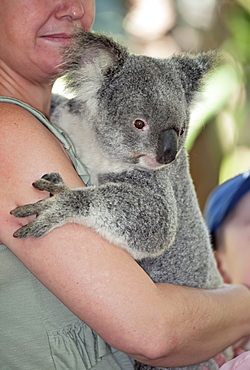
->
[1,1,250,369]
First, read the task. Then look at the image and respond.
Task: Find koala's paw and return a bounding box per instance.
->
[10,197,59,238]
[10,173,70,238]
[32,172,69,194]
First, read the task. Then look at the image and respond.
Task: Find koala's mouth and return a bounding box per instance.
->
[141,155,164,168]
[132,154,167,170]
[131,151,180,170]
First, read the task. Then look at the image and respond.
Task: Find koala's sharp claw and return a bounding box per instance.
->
[12,219,53,239]
[13,226,36,239]
[33,173,68,194]
[10,203,39,218]
[32,179,50,191]
[13,228,26,238]
[42,173,53,180]
[41,172,63,184]
[12,223,32,238]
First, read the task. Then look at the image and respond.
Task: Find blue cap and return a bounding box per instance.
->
[204,170,250,237]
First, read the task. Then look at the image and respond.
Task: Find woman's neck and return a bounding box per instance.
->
[0,60,54,118]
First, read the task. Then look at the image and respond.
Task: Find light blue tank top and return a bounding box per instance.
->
[0,97,134,370]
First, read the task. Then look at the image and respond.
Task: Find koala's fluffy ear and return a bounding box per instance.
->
[171,52,218,104]
[63,30,129,94]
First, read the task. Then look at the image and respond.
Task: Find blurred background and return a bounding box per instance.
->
[55,0,250,211]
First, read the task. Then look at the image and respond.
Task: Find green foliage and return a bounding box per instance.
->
[187,0,250,184]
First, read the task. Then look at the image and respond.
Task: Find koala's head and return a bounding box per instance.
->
[63,31,216,170]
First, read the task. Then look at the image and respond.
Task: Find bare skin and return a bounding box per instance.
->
[1,0,250,367]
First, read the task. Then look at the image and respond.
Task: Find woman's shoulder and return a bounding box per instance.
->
[0,100,48,133]
[0,100,66,158]
[0,99,89,187]
[0,97,84,247]
[0,98,83,203]
[0,99,31,117]
[0,98,38,116]
[0,101,49,149]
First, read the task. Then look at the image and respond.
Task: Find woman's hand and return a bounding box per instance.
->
[219,351,250,369]
[201,353,227,370]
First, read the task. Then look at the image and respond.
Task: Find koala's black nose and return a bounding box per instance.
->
[157,129,178,165]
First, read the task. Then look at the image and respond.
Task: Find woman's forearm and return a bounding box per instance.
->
[6,222,250,368]
[129,283,250,367]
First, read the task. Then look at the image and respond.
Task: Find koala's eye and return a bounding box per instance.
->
[180,129,184,136]
[134,119,146,130]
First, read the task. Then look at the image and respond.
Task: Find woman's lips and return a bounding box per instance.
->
[40,33,73,44]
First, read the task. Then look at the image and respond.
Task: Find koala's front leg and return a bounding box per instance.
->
[10,172,87,238]
[11,172,178,260]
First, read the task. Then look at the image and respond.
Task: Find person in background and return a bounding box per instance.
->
[204,170,250,368]
[204,170,250,290]
[1,1,250,369]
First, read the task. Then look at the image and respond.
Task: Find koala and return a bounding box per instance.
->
[11,31,226,370]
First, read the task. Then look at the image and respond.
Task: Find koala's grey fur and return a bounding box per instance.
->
[11,31,226,369]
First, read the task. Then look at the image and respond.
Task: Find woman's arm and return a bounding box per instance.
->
[1,103,250,367]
